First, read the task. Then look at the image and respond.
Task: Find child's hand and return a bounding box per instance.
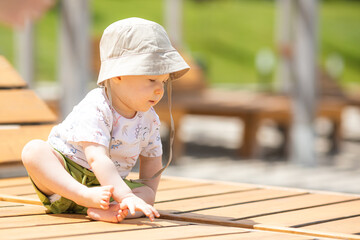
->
[120,195,160,221]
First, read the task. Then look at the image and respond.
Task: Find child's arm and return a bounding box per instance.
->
[136,155,163,204]
[81,142,159,220]
[81,141,134,200]
[120,155,162,220]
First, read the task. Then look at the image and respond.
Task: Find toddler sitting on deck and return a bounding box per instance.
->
[21,17,189,223]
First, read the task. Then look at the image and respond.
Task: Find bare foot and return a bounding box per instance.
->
[76,185,114,209]
[87,203,128,223]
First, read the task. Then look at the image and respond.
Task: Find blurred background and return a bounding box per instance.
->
[0,0,359,194]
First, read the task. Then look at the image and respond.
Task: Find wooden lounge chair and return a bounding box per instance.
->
[0,56,57,174]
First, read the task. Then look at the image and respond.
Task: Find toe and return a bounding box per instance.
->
[100,201,109,209]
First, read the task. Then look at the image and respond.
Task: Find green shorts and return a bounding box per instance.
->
[31,151,144,214]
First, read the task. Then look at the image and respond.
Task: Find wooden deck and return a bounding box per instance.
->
[0,173,359,240]
[1,54,359,239]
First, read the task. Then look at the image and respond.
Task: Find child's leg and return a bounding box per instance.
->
[21,139,113,210]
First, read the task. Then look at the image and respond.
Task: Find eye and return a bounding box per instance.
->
[149,79,156,83]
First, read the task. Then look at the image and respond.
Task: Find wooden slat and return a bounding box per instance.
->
[0,201,23,207]
[156,183,254,202]
[160,211,360,240]
[254,224,360,240]
[302,216,360,235]
[0,218,190,240]
[0,213,91,229]
[0,204,46,217]
[0,89,57,124]
[0,124,54,163]
[155,188,307,213]
[0,177,32,187]
[0,184,36,195]
[20,193,38,199]
[17,224,265,240]
[0,194,41,205]
[0,56,27,88]
[128,173,214,191]
[187,193,357,219]
[157,177,212,191]
[248,200,360,228]
[187,230,313,240]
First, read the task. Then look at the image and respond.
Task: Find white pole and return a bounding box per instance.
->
[59,0,91,118]
[290,0,319,166]
[15,20,34,88]
[164,0,183,49]
[275,0,294,94]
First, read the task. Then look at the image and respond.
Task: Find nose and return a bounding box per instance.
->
[154,83,164,95]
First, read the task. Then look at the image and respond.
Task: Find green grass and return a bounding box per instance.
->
[0,0,359,91]
[183,0,275,88]
[319,0,360,91]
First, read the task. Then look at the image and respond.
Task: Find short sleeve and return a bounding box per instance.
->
[65,90,113,148]
[140,113,163,157]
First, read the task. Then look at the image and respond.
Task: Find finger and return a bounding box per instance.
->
[127,202,136,215]
[136,206,154,221]
[144,209,154,221]
[119,201,127,210]
[145,206,157,221]
[150,206,160,218]
[140,205,159,219]
[120,201,131,212]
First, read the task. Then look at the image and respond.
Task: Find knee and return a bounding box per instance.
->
[21,139,48,166]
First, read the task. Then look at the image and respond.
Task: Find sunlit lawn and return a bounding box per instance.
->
[0,0,358,91]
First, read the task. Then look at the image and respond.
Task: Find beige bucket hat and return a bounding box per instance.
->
[97,17,190,86]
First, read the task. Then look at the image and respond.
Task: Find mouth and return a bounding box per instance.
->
[149,100,156,104]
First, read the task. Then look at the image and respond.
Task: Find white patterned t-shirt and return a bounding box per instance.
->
[48,87,163,178]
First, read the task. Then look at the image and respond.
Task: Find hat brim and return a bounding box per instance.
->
[97,50,190,86]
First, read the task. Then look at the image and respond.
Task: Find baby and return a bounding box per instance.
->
[21,17,189,223]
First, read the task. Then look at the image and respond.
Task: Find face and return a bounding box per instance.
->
[109,74,169,118]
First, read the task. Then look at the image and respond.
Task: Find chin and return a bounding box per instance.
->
[138,107,151,112]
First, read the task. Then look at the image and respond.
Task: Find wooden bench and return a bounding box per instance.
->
[0,174,359,239]
[0,55,57,171]
[346,94,360,108]
[154,56,347,160]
